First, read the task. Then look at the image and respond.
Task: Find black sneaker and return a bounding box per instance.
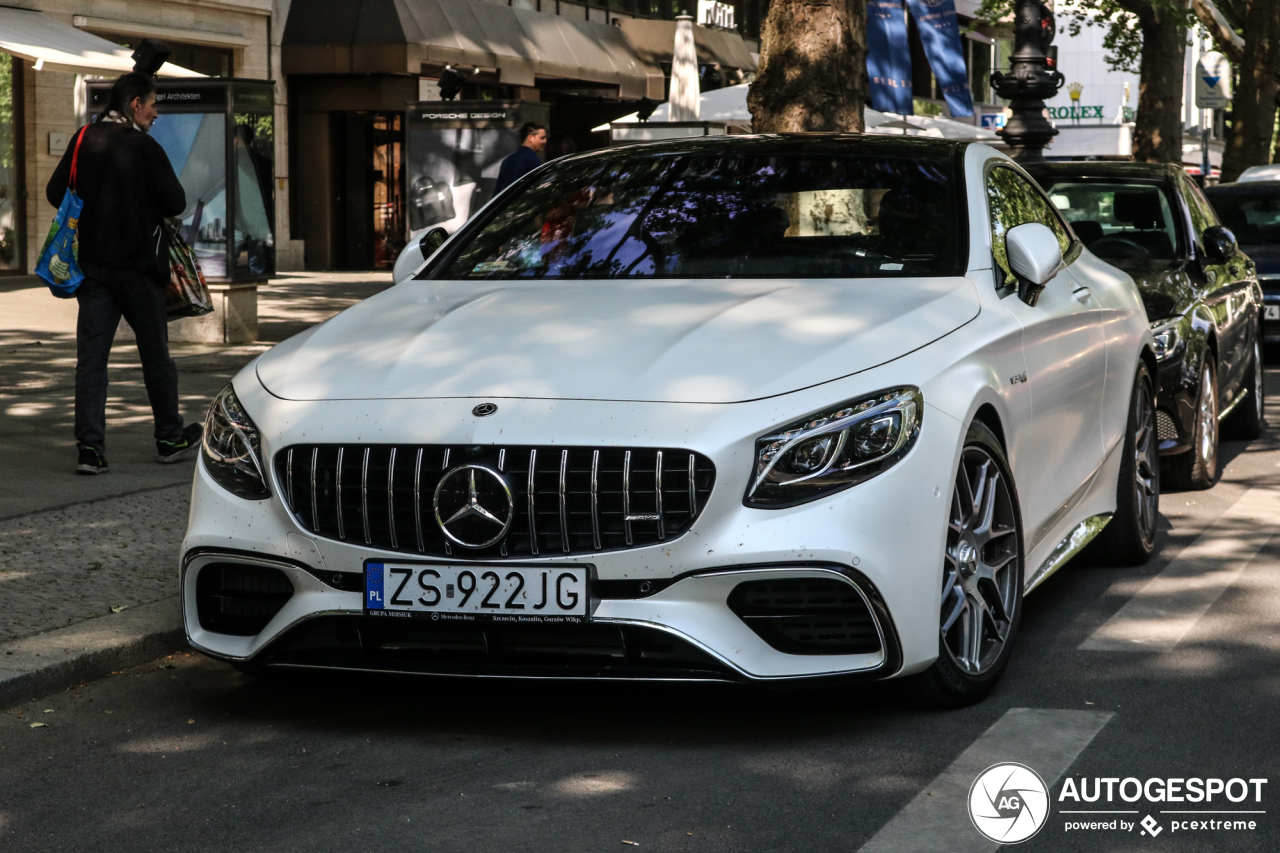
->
[77,446,109,475]
[157,422,204,464]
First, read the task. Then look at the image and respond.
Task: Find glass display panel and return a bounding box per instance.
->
[0,59,19,272]
[151,112,229,278]
[233,113,274,276]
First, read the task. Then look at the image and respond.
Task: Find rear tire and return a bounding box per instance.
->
[1165,356,1217,491]
[1222,331,1264,441]
[1092,361,1159,566]
[905,421,1023,708]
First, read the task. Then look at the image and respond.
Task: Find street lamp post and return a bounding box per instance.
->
[990,0,1065,162]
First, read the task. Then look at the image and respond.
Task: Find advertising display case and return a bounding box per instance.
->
[406,100,550,238]
[87,78,275,283]
[87,78,274,343]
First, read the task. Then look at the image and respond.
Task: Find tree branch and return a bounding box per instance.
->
[1191,0,1245,63]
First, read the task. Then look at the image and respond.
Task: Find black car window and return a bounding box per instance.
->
[429,152,964,280]
[987,165,1071,287]
[1206,192,1280,246]
[1040,181,1180,260]
[1179,173,1221,235]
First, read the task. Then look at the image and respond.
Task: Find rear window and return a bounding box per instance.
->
[426,151,964,280]
[1205,191,1280,247]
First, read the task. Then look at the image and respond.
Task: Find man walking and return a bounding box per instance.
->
[45,72,201,475]
[493,122,547,194]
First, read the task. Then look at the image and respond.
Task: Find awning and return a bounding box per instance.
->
[615,19,758,73]
[282,0,663,100]
[0,7,204,77]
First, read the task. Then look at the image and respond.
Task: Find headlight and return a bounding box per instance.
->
[745,387,923,508]
[202,384,270,500]
[1150,320,1182,362]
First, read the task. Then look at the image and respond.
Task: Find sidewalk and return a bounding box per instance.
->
[0,271,393,707]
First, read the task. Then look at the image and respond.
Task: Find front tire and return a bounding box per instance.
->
[907,421,1023,708]
[1092,361,1159,565]
[1165,355,1217,491]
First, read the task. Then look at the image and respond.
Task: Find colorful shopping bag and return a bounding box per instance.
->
[163,217,214,320]
[35,128,88,298]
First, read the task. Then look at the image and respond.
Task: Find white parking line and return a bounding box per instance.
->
[856,708,1112,853]
[1080,486,1280,653]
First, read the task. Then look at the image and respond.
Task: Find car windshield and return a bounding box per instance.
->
[1040,180,1180,260]
[428,151,963,280]
[1205,191,1280,247]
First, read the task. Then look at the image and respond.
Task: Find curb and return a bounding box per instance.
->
[0,597,185,710]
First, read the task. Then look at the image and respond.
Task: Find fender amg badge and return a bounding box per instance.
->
[472,403,498,417]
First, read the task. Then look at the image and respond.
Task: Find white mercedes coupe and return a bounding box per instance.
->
[186,136,1157,705]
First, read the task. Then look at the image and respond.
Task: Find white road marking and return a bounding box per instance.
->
[1080,486,1280,652]
[856,708,1112,853]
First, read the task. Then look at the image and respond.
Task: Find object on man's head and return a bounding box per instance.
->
[636,97,659,122]
[438,67,463,101]
[131,38,172,77]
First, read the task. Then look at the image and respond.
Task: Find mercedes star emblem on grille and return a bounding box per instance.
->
[472,403,498,417]
[432,465,515,548]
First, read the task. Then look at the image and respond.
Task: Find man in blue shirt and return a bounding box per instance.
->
[494,123,547,193]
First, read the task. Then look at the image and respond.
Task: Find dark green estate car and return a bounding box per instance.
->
[1027,162,1264,490]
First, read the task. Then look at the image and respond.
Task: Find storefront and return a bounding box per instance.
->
[281,0,759,271]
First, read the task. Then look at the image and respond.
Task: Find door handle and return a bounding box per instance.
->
[1072,287,1092,304]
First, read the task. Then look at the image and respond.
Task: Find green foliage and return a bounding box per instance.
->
[0,58,13,172]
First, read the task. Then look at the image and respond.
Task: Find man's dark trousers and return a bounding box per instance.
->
[75,263,182,454]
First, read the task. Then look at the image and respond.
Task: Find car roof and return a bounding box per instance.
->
[1022,160,1184,182]
[1204,180,1280,196]
[561,133,973,162]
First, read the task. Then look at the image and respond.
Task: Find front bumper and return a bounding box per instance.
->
[182,390,964,682]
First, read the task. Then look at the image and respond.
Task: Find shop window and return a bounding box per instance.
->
[0,57,23,274]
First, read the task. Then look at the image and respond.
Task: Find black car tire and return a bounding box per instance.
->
[1222,330,1265,441]
[905,421,1023,709]
[1165,355,1218,492]
[1089,361,1159,566]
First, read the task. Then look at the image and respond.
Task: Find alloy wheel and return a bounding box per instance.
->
[1132,370,1159,545]
[940,447,1020,675]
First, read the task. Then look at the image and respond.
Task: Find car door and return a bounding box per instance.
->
[1179,172,1251,397]
[986,164,1107,553]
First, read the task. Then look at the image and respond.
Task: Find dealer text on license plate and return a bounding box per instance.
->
[365,562,588,623]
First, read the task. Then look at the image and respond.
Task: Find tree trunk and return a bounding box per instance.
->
[747,0,867,132]
[1221,0,1280,181]
[1131,9,1187,164]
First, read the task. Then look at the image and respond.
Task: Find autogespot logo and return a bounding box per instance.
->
[969,763,1051,844]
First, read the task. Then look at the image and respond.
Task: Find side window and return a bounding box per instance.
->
[1180,174,1221,239]
[987,166,1072,287]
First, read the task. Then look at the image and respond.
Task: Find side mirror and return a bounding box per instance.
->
[420,226,448,257]
[1005,222,1063,306]
[1200,225,1237,265]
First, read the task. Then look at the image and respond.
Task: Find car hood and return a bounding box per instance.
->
[255,277,980,404]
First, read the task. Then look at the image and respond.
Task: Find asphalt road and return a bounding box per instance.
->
[3,373,1279,853]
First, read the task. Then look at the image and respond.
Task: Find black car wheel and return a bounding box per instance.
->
[906,421,1022,708]
[1090,361,1159,565]
[1166,355,1218,491]
[1222,331,1265,441]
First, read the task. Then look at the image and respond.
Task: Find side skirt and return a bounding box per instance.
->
[1024,513,1112,594]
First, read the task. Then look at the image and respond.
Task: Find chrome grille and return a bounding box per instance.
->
[275,444,716,558]
[1156,410,1179,442]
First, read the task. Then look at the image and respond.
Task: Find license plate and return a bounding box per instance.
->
[364,562,589,624]
[1265,305,1279,320]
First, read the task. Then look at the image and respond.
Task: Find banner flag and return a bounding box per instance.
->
[904,0,974,117]
[867,0,914,115]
